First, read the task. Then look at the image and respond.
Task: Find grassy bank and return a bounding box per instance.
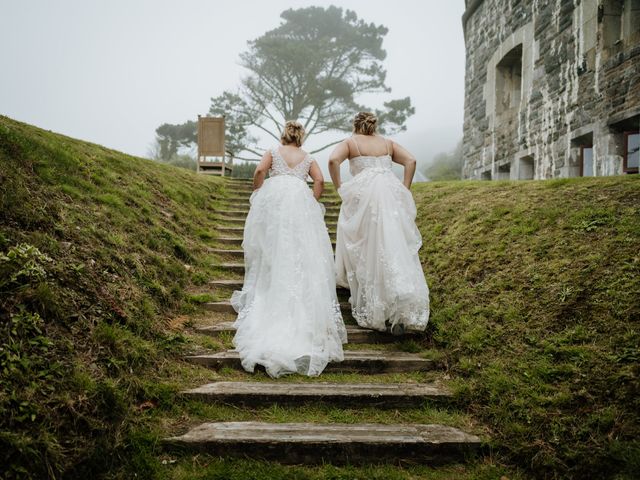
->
[0,116,227,478]
[1,115,638,479]
[412,177,639,479]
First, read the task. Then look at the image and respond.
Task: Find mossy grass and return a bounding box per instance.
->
[410,176,640,479]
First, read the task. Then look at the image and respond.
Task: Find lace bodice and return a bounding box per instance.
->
[269,146,312,181]
[349,155,393,177]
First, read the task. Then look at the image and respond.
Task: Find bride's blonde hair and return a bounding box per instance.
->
[280,121,305,147]
[353,112,378,135]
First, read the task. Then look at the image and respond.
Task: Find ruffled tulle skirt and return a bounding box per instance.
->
[335,169,429,332]
[231,175,347,378]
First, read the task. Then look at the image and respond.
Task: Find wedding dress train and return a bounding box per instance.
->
[231,146,347,378]
[335,138,429,332]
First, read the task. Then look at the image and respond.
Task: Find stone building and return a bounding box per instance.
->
[461,0,640,180]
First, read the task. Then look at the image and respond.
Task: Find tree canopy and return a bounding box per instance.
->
[154,6,414,161]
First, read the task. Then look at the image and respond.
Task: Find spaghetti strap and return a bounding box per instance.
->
[350,136,362,157]
[385,138,391,156]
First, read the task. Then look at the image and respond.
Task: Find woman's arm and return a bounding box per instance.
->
[328,140,350,190]
[389,140,417,189]
[308,160,324,200]
[253,150,273,190]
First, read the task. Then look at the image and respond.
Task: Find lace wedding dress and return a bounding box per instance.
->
[231,146,347,378]
[335,138,430,332]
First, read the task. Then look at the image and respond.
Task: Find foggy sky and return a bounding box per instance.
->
[0,1,466,167]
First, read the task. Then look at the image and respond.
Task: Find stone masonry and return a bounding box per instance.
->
[462,0,640,179]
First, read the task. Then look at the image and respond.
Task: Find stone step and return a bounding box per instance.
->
[208,249,243,258]
[217,226,245,235]
[163,421,481,465]
[217,197,341,207]
[196,322,416,344]
[214,216,246,226]
[181,381,451,408]
[214,237,243,246]
[204,301,352,314]
[218,201,340,215]
[208,279,348,296]
[215,209,340,221]
[185,349,437,373]
[215,217,338,233]
[217,209,250,216]
[213,263,245,274]
[212,239,337,249]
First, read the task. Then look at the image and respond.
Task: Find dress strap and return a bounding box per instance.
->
[350,136,362,157]
[386,138,392,156]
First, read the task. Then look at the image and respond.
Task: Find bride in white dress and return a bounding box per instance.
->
[231,121,347,378]
[328,112,429,334]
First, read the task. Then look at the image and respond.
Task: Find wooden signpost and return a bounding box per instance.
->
[197,115,232,176]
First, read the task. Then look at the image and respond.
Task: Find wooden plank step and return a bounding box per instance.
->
[184,349,437,373]
[215,210,339,221]
[217,209,249,216]
[217,201,340,214]
[216,197,341,207]
[212,240,337,250]
[214,216,246,226]
[208,279,348,294]
[163,421,481,464]
[181,381,451,408]
[213,263,245,274]
[209,249,243,258]
[196,322,415,344]
[204,301,352,314]
[217,226,244,235]
[213,237,242,246]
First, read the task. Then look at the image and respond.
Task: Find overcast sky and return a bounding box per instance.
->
[0,1,466,168]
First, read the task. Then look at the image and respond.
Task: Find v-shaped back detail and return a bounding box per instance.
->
[269,146,311,181]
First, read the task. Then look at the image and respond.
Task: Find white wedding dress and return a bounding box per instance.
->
[231,146,347,378]
[335,137,430,332]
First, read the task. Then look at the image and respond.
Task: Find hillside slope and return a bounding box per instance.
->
[0,116,227,478]
[0,115,638,479]
[412,177,639,478]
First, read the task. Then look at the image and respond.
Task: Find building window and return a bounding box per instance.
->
[623,0,640,42]
[518,156,535,180]
[624,131,639,173]
[495,44,523,115]
[571,133,594,177]
[580,145,595,176]
[601,1,623,47]
[497,163,511,180]
[602,0,640,47]
[481,170,492,180]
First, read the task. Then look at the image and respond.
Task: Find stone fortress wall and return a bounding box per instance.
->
[462,0,640,180]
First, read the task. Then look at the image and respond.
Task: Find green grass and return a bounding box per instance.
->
[411,177,640,479]
[0,116,225,478]
[1,115,638,479]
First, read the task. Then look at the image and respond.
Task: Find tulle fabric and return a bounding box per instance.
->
[335,155,430,332]
[231,173,347,378]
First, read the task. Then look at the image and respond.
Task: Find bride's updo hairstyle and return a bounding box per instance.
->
[280,120,305,147]
[353,112,378,135]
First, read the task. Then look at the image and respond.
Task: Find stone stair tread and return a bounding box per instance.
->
[182,381,451,407]
[205,300,351,312]
[185,349,437,373]
[196,321,416,344]
[208,279,347,291]
[183,381,451,400]
[209,249,243,255]
[163,421,481,464]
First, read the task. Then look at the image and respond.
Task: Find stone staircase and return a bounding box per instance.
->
[164,177,484,465]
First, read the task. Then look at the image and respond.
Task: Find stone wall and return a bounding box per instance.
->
[462,0,640,180]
